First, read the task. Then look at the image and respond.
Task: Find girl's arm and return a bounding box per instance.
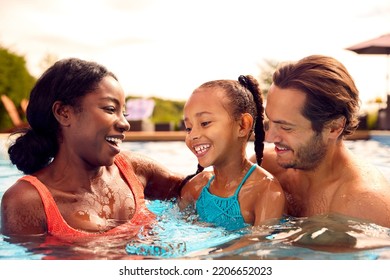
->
[179,172,212,210]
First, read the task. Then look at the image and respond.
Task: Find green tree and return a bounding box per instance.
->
[151,97,185,130]
[258,58,280,98]
[0,46,36,131]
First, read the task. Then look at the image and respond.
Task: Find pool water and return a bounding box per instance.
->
[0,136,390,260]
[125,199,245,259]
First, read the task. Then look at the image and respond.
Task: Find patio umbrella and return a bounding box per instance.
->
[346,33,390,95]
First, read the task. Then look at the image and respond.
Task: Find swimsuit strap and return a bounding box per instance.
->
[195,164,258,231]
[114,153,145,209]
[18,175,70,235]
[204,163,258,197]
[233,163,257,197]
[204,175,214,190]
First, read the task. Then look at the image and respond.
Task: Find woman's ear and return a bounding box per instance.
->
[52,101,71,126]
[238,113,254,137]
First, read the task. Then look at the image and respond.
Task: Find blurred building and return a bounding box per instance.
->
[126,98,155,131]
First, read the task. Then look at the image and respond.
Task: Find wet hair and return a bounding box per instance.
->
[178,75,265,189]
[8,58,117,174]
[272,55,360,136]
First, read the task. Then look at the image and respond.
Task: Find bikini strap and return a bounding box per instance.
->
[234,163,258,197]
[204,175,214,190]
[17,175,71,235]
[114,153,146,208]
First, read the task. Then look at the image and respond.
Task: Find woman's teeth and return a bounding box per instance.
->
[106,137,122,145]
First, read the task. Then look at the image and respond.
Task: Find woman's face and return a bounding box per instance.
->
[66,76,130,168]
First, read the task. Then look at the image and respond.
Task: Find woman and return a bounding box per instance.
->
[1,58,184,239]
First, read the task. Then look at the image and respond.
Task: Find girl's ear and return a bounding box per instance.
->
[52,101,72,126]
[238,113,254,137]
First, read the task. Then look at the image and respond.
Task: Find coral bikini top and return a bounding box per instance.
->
[18,153,155,240]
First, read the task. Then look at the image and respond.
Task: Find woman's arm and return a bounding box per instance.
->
[127,151,185,200]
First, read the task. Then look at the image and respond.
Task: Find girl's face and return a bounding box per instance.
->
[183,87,242,168]
[67,76,130,168]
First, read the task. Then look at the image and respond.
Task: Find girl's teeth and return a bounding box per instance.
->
[194,144,210,154]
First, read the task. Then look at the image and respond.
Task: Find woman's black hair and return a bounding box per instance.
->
[8,58,116,174]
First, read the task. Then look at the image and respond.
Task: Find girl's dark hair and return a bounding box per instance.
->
[237,75,265,165]
[179,75,265,189]
[8,58,116,174]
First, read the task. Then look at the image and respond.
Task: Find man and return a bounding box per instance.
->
[252,55,390,228]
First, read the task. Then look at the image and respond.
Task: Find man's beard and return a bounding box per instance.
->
[279,132,327,171]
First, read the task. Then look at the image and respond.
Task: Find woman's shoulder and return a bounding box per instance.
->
[2,178,43,208]
[1,177,46,235]
[117,150,137,162]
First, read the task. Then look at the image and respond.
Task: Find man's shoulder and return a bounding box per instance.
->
[260,149,289,180]
[333,159,390,207]
[344,157,390,189]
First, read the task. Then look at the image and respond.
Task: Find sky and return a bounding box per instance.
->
[1,0,390,108]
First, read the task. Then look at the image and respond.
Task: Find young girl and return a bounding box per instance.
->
[179,75,285,231]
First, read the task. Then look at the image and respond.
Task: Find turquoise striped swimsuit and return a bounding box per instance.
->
[196,164,258,231]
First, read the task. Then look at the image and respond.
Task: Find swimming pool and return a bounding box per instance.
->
[1,134,390,260]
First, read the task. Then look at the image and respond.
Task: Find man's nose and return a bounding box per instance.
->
[265,123,280,143]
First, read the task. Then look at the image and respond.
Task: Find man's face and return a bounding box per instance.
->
[265,84,327,170]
